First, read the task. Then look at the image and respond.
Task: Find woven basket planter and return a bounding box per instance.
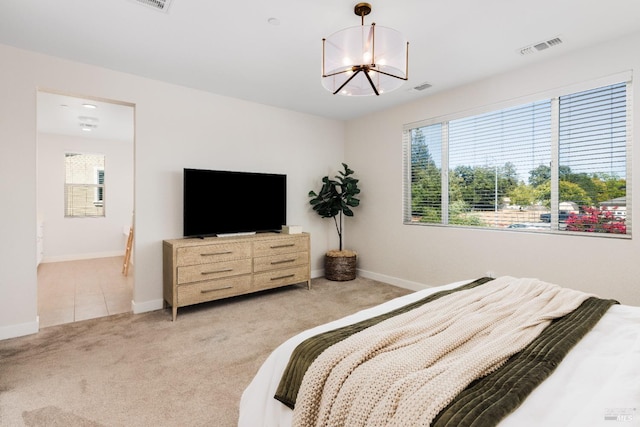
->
[325,250,357,281]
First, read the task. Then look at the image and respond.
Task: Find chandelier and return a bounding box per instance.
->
[321,3,409,96]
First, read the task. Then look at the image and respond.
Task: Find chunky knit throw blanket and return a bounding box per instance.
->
[291,277,594,427]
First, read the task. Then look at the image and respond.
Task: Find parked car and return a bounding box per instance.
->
[612,210,626,220]
[539,210,572,222]
[508,223,551,229]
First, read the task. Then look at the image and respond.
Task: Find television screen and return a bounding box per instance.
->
[183,168,287,237]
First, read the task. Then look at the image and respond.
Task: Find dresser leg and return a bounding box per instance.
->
[172,306,177,321]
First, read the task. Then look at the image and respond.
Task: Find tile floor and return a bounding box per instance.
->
[37,256,133,328]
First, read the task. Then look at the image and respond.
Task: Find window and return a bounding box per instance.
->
[403,79,631,236]
[64,153,106,217]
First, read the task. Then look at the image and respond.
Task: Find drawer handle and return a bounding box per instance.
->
[201,268,233,275]
[201,251,233,256]
[271,258,296,265]
[271,274,295,281]
[201,286,233,294]
[270,244,295,249]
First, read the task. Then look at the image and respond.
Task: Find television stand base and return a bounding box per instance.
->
[216,231,256,237]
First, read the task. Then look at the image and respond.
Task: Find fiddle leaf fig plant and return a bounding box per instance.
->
[308,163,360,251]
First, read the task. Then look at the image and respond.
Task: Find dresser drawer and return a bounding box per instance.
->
[254,251,309,273]
[253,265,309,291]
[177,258,252,284]
[177,275,252,307]
[254,236,309,257]
[176,242,252,266]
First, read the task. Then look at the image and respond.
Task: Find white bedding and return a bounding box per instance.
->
[239,279,640,427]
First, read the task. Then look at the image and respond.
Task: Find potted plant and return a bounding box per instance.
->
[308,163,361,281]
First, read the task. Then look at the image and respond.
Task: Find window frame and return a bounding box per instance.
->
[94,167,105,207]
[403,72,632,238]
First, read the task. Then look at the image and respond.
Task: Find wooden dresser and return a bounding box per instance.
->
[163,232,310,320]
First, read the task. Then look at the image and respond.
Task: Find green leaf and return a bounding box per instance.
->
[308,164,361,247]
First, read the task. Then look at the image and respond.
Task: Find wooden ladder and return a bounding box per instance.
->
[122,226,133,276]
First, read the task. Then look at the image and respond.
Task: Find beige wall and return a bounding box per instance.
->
[345,32,640,306]
[0,43,345,339]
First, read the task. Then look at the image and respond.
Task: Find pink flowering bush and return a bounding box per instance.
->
[565,206,626,234]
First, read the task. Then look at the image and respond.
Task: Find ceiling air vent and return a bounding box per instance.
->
[518,36,563,56]
[412,82,432,91]
[132,0,173,12]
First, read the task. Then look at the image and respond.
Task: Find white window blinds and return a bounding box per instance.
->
[448,101,551,227]
[406,124,443,224]
[558,82,628,234]
[403,78,631,237]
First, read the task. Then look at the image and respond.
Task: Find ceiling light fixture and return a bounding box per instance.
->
[82,103,97,109]
[321,2,409,96]
[80,123,97,132]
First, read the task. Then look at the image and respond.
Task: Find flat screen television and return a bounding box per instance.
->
[183,168,287,237]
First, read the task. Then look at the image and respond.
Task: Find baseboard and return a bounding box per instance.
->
[131,298,164,314]
[41,250,125,263]
[0,316,39,340]
[356,269,428,292]
[313,267,428,292]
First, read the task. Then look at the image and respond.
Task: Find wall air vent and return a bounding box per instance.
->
[132,0,172,12]
[518,36,563,56]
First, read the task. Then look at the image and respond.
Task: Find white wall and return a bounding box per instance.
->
[0,43,345,339]
[345,32,640,306]
[37,133,134,261]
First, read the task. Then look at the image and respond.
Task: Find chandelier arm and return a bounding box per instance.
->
[332,69,363,95]
[322,68,356,78]
[363,69,380,96]
[322,38,326,76]
[406,42,409,80]
[367,69,409,81]
[371,23,376,64]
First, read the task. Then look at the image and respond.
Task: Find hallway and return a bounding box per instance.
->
[38,256,133,328]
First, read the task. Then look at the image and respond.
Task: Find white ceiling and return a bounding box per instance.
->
[37,92,134,142]
[3,0,640,124]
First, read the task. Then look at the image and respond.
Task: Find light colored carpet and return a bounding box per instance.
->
[0,277,411,426]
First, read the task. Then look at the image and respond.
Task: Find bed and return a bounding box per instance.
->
[239,277,640,427]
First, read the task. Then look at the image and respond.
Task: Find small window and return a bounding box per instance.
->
[64,153,105,217]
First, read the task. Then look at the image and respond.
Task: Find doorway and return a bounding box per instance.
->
[36,90,135,328]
